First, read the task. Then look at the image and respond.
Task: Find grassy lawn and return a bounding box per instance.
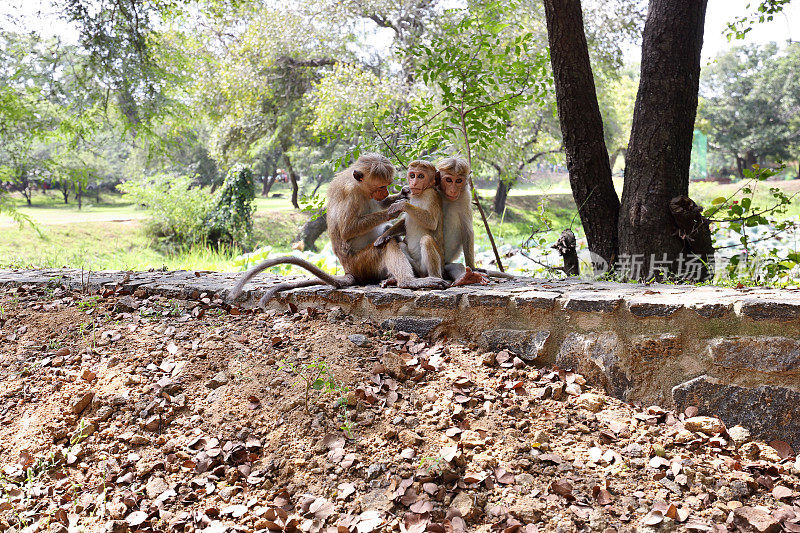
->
[2,176,798,272]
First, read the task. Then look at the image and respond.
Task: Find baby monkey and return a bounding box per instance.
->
[373,160,444,279]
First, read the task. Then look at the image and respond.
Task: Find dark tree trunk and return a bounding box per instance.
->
[283,154,300,209]
[609,148,625,172]
[493,177,515,215]
[293,213,328,252]
[262,175,276,197]
[619,0,707,280]
[61,182,70,204]
[669,196,714,281]
[543,0,620,272]
[76,183,83,210]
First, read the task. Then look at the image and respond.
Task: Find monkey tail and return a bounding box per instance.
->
[228,256,344,303]
[480,268,520,280]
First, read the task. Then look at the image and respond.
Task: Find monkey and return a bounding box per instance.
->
[228,153,448,308]
[373,160,444,279]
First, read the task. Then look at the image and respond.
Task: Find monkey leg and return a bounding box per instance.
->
[385,240,447,290]
[444,262,466,281]
[419,235,443,279]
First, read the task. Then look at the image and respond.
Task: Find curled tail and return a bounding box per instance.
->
[228,256,343,303]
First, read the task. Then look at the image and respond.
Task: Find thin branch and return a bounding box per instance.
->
[372,121,407,169]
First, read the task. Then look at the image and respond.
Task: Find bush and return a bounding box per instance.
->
[119,174,213,246]
[205,166,256,247]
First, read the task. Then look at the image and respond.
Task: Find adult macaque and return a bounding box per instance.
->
[374,160,444,278]
[229,153,447,308]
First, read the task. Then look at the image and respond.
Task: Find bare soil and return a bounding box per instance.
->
[0,283,799,533]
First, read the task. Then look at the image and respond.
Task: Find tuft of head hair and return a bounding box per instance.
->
[437,157,471,178]
[353,152,396,183]
[408,159,437,176]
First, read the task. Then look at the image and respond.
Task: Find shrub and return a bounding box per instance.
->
[205,165,256,247]
[119,174,213,246]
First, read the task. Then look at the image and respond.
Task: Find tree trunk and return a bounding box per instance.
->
[283,154,300,209]
[293,212,328,252]
[543,0,620,272]
[619,0,707,280]
[493,177,514,215]
[262,175,276,197]
[76,183,83,210]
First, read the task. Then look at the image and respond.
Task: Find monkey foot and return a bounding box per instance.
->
[452,267,489,287]
[398,276,449,290]
[380,277,398,288]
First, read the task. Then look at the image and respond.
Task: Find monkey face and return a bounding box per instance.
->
[354,169,391,201]
[439,171,467,201]
[407,168,435,196]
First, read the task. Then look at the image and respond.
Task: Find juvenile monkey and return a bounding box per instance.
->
[437,157,489,286]
[373,160,444,279]
[229,153,447,308]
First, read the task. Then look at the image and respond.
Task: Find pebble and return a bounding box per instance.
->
[398,429,423,447]
[727,425,751,446]
[450,492,477,520]
[574,393,604,413]
[347,334,370,347]
[145,476,169,500]
[683,416,724,435]
[206,371,229,389]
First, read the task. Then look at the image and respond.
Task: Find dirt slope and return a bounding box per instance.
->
[0,284,799,533]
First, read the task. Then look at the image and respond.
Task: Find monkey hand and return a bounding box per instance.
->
[452,267,489,287]
[399,186,411,199]
[386,200,407,218]
[380,277,398,288]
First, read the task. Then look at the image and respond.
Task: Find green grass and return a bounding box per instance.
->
[2,176,799,273]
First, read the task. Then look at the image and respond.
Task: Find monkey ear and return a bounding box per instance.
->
[353,170,364,182]
[435,170,441,187]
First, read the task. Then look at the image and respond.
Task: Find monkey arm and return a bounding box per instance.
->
[340,209,393,242]
[403,202,439,232]
[462,224,476,269]
[378,187,410,207]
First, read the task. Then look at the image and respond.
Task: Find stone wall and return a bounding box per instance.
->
[1,268,798,449]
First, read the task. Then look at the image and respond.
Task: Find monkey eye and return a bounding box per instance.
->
[445,177,452,182]
[456,178,463,183]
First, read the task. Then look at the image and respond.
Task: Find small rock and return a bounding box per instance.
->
[732,506,780,533]
[71,391,95,415]
[727,425,751,446]
[206,371,229,389]
[532,429,549,444]
[515,473,535,489]
[49,523,68,533]
[146,476,169,500]
[683,416,724,435]
[460,430,485,448]
[81,369,96,382]
[398,430,423,447]
[450,492,478,521]
[219,486,239,502]
[106,520,129,533]
[144,416,161,432]
[366,463,384,480]
[574,393,604,413]
[565,383,582,396]
[509,495,545,523]
[347,334,370,347]
[380,352,406,380]
[114,296,140,313]
[72,422,97,444]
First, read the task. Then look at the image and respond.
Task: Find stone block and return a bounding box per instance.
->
[628,299,683,318]
[709,337,800,373]
[513,291,558,310]
[564,293,621,313]
[630,334,682,364]
[381,316,442,337]
[479,330,550,362]
[688,301,731,318]
[416,291,459,309]
[555,332,629,400]
[672,375,800,451]
[367,288,415,307]
[739,298,800,321]
[466,291,512,308]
